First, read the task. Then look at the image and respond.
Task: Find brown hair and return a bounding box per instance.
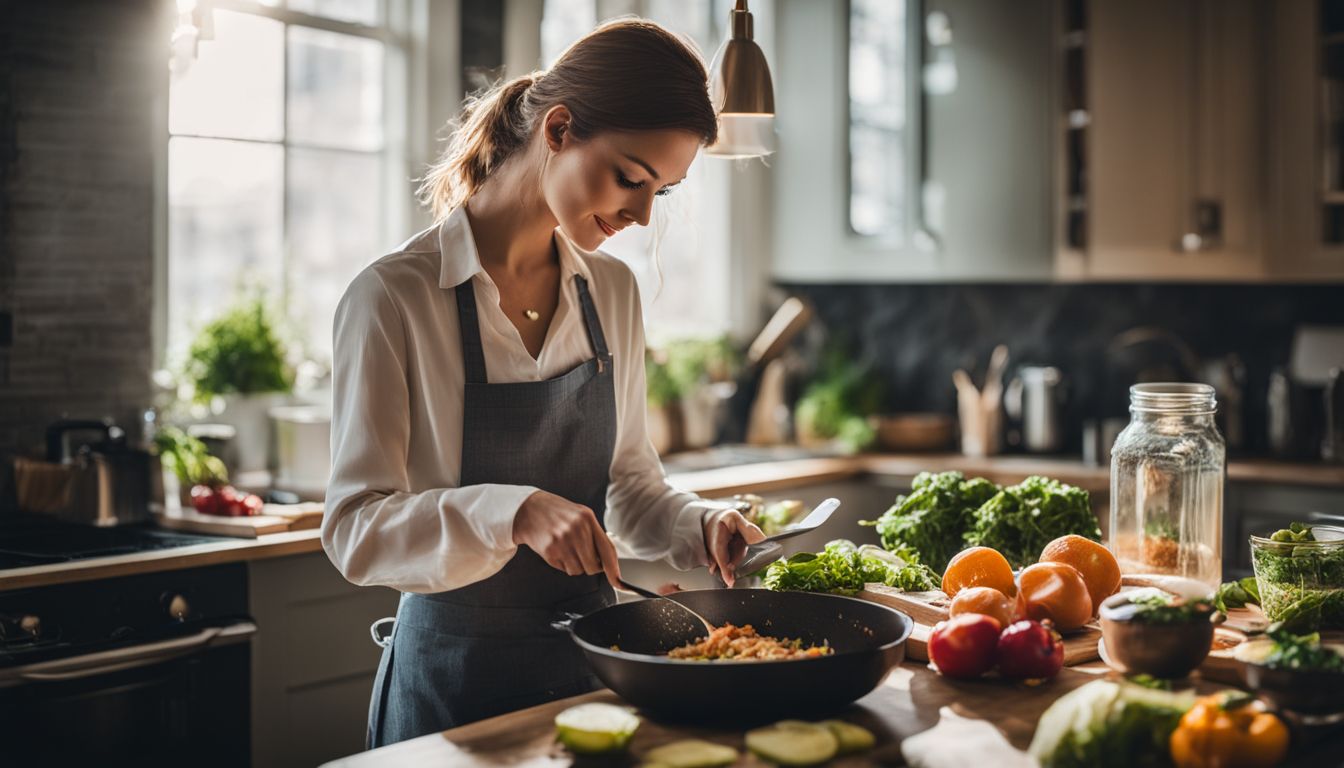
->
[417,18,719,221]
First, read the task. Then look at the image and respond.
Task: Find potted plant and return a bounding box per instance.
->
[183,296,294,472]
[645,336,740,455]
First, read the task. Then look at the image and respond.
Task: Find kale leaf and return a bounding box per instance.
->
[860,471,999,573]
[964,475,1102,569]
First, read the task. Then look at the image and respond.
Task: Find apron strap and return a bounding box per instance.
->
[455,280,489,384]
[573,276,611,363]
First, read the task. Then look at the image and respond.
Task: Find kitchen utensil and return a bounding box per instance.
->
[722,297,814,444]
[14,418,163,526]
[1005,365,1066,453]
[550,589,913,722]
[952,346,1007,457]
[734,497,840,576]
[616,579,715,636]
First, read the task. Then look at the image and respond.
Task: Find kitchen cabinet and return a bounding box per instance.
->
[771,0,1054,282]
[1057,0,1268,281]
[248,552,400,768]
[1267,0,1344,280]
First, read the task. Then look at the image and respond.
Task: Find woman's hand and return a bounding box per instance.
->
[512,490,622,588]
[703,508,766,588]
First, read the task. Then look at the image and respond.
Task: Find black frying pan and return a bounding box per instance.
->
[551,589,913,723]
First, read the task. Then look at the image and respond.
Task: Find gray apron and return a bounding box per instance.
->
[366,273,618,748]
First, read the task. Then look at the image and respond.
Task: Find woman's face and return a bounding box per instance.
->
[541,111,702,251]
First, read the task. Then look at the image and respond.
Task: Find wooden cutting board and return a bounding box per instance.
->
[154,502,324,538]
[858,584,1103,665]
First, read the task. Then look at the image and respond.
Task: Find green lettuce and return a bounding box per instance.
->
[965,475,1102,569]
[762,540,939,595]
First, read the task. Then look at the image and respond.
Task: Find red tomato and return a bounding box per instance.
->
[190,484,222,516]
[928,613,1001,678]
[995,619,1064,681]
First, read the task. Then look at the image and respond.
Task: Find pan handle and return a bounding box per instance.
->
[549,611,585,633]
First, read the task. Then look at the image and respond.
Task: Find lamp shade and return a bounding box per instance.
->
[707,1,775,158]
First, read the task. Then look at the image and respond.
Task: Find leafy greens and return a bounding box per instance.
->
[860,471,998,573]
[965,475,1102,569]
[762,540,939,595]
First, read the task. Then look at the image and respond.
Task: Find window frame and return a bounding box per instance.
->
[153,0,416,371]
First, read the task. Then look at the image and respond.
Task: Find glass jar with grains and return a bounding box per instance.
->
[1110,383,1225,589]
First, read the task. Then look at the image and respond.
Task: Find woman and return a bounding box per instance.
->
[322,19,766,748]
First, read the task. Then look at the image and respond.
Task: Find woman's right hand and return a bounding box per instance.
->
[512,490,622,588]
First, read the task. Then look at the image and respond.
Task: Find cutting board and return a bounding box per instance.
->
[154,502,324,538]
[858,584,1103,665]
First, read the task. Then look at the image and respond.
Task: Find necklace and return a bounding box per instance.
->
[524,309,540,321]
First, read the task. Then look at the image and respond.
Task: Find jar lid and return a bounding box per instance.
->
[1129,382,1216,415]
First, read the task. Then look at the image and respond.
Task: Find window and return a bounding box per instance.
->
[167,0,403,369]
[848,0,910,240]
[540,0,736,342]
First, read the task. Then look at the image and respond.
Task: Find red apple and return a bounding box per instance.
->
[928,613,1002,678]
[996,619,1064,681]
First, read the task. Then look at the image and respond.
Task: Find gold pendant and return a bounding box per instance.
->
[524,309,540,321]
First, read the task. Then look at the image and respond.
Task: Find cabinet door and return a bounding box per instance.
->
[1086,0,1265,280]
[1269,0,1344,280]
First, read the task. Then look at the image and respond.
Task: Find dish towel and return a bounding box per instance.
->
[901,706,1040,768]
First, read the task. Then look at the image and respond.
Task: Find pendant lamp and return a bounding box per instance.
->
[707,0,775,158]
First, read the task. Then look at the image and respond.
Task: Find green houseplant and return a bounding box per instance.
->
[184,296,295,472]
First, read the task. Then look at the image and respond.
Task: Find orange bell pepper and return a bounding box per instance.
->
[1169,692,1289,768]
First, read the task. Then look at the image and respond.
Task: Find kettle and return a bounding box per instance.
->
[13,418,163,526]
[1005,366,1066,453]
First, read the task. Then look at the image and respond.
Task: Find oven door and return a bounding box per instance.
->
[1,620,255,767]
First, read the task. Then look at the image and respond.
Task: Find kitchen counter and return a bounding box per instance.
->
[4,451,1340,592]
[319,659,1343,767]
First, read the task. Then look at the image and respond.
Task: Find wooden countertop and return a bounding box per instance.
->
[318,661,1113,767]
[5,452,1340,592]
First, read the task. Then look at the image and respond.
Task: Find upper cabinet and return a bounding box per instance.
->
[1055,0,1268,281]
[1268,0,1344,280]
[772,0,1055,282]
[770,0,1344,283]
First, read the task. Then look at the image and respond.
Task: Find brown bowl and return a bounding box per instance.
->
[1099,592,1215,678]
[872,413,955,452]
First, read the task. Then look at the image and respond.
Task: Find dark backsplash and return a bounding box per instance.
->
[781,282,1344,458]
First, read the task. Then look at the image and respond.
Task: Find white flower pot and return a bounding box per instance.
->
[216,392,290,472]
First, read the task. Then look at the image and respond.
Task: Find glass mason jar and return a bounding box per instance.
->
[1109,383,1226,589]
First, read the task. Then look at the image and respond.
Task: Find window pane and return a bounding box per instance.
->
[168,138,284,362]
[849,0,907,239]
[287,0,381,26]
[542,0,596,66]
[288,26,385,151]
[170,10,284,141]
[287,148,383,362]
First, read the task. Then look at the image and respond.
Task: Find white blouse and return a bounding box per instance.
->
[322,207,717,594]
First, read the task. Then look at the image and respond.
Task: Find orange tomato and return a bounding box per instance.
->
[1038,534,1121,616]
[1015,562,1092,632]
[948,586,1015,629]
[942,546,1016,599]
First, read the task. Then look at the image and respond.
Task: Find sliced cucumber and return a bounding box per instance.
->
[820,720,876,754]
[640,738,739,768]
[745,721,838,766]
[554,702,640,755]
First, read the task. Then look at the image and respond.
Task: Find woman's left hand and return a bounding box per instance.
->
[703,508,766,588]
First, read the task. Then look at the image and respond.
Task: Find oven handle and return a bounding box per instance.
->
[0,620,256,686]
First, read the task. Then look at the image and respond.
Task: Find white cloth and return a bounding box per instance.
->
[901,707,1040,768]
[322,207,716,594]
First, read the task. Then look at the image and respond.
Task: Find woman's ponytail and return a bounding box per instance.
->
[417,73,539,221]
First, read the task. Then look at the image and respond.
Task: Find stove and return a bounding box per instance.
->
[0,518,253,766]
[0,516,224,570]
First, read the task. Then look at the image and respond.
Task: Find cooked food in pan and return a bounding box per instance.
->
[665,623,832,661]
